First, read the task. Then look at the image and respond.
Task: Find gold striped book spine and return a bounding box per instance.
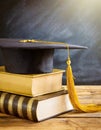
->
[0,92,38,121]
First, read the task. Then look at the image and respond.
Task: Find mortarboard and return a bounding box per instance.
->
[0,38,87,74]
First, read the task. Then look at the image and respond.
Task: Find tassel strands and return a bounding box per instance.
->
[66,45,101,112]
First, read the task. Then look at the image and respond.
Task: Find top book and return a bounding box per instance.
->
[0,66,64,97]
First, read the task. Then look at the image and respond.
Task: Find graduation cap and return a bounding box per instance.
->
[0,38,87,74]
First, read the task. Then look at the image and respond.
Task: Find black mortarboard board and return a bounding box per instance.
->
[0,38,87,74]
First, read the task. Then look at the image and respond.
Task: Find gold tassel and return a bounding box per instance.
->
[66,46,101,112]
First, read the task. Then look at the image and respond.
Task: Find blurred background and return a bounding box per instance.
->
[0,0,101,85]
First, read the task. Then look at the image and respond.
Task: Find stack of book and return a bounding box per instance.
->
[0,66,73,122]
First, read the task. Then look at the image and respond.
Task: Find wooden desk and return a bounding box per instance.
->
[0,85,101,130]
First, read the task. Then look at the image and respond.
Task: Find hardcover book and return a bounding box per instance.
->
[0,90,73,122]
[0,66,64,97]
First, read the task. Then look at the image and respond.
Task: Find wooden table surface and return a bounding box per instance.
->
[0,85,101,130]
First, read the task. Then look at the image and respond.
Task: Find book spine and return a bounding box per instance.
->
[0,92,38,122]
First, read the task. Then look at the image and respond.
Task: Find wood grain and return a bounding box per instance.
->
[0,85,101,130]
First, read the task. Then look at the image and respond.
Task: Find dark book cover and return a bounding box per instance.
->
[0,90,73,122]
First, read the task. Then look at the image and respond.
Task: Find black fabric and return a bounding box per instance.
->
[0,0,101,84]
[1,47,54,74]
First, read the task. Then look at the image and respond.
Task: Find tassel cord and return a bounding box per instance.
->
[66,47,101,112]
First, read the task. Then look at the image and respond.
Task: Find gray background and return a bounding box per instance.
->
[0,0,101,85]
